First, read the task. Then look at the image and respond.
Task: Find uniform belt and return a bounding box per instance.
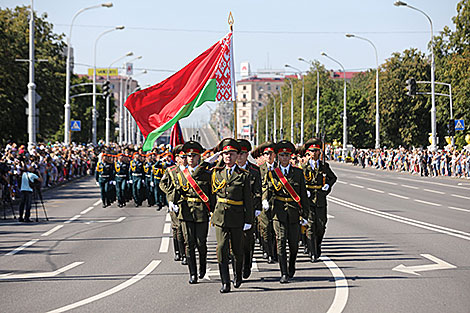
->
[306,184,322,190]
[217,198,243,205]
[100,175,110,177]
[116,175,127,177]
[185,197,202,202]
[275,196,294,202]
[132,173,142,176]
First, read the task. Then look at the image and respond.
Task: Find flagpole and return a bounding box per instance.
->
[228,12,237,139]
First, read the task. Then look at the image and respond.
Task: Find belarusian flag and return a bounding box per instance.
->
[124,32,235,151]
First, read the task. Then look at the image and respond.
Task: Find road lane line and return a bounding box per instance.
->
[451,194,470,200]
[64,215,81,224]
[388,193,410,200]
[401,184,419,190]
[327,214,335,219]
[349,183,364,189]
[355,176,397,185]
[165,213,171,222]
[337,181,347,184]
[448,206,470,213]
[6,239,40,256]
[163,223,171,234]
[41,225,64,237]
[159,237,170,253]
[414,199,441,207]
[321,256,349,313]
[80,207,94,214]
[423,188,445,195]
[366,188,384,193]
[395,177,470,191]
[93,200,102,206]
[0,262,83,280]
[330,196,470,241]
[47,260,161,313]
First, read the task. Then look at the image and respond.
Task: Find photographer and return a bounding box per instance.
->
[18,165,42,223]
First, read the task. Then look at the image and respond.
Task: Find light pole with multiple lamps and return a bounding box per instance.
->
[299,57,321,136]
[394,1,436,151]
[345,34,381,149]
[286,78,294,142]
[285,64,305,144]
[65,2,113,146]
[322,52,347,160]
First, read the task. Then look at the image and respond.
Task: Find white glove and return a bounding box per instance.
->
[322,184,330,191]
[128,180,133,184]
[243,223,252,231]
[301,218,308,226]
[255,210,261,217]
[204,151,221,163]
[307,190,311,197]
[95,182,100,186]
[150,181,155,187]
[110,181,116,185]
[262,200,270,211]
[171,202,179,213]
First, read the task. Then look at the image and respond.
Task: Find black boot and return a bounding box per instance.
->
[219,263,231,293]
[279,256,289,284]
[243,250,252,279]
[178,237,186,263]
[188,252,198,284]
[288,255,296,279]
[307,237,317,263]
[173,237,180,261]
[199,252,207,279]
[233,258,243,288]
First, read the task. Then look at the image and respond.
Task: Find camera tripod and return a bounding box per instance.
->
[2,184,16,220]
[33,187,48,222]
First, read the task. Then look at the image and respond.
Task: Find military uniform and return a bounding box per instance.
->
[114,154,129,207]
[95,154,115,208]
[129,153,145,206]
[212,139,253,293]
[263,140,309,283]
[152,159,166,210]
[302,138,337,262]
[174,141,214,284]
[144,155,155,207]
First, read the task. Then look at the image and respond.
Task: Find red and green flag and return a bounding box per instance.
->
[124,32,235,151]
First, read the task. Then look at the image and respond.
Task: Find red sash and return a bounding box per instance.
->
[182,168,211,211]
[273,167,302,208]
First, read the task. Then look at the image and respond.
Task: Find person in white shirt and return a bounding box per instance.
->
[19,166,42,222]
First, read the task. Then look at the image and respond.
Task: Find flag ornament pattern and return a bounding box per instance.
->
[124,32,234,151]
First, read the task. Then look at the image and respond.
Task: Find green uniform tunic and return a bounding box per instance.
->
[95,161,115,206]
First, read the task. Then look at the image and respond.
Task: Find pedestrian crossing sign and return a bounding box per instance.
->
[71,120,81,131]
[455,119,464,131]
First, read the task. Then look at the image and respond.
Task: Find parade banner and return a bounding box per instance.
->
[124,32,235,151]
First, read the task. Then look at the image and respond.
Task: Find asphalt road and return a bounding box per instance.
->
[0,162,469,312]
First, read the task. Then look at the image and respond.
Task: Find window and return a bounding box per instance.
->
[258,94,262,100]
[242,118,247,124]
[243,86,246,90]
[267,86,271,91]
[259,103,262,107]
[243,94,247,99]
[243,102,246,107]
[242,111,246,116]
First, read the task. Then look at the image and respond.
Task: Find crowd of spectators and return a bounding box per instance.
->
[331,146,470,179]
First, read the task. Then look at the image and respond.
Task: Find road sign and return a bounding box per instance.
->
[87,68,118,76]
[126,62,133,75]
[71,120,81,131]
[455,119,465,131]
[23,91,41,105]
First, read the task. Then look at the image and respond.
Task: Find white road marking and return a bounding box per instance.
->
[5,239,40,256]
[80,207,94,214]
[64,215,81,224]
[392,254,456,276]
[159,237,170,253]
[366,188,384,193]
[395,176,470,191]
[327,214,335,219]
[388,193,410,200]
[414,199,441,207]
[349,183,364,189]
[448,206,470,213]
[337,181,347,185]
[423,188,445,195]
[401,184,419,190]
[451,194,470,200]
[84,217,127,224]
[163,223,172,234]
[41,225,64,237]
[0,262,83,280]
[321,256,349,313]
[165,213,171,222]
[330,196,470,241]
[355,176,397,185]
[47,260,161,313]
[93,200,102,206]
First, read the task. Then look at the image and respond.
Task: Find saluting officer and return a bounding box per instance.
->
[115,153,130,207]
[302,138,337,262]
[160,145,187,264]
[263,140,309,283]
[174,141,214,284]
[211,138,253,293]
[236,139,262,279]
[95,153,115,208]
[129,152,146,207]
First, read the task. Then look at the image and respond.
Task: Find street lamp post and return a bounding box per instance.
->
[65,2,113,146]
[92,25,124,145]
[106,51,133,145]
[299,57,321,136]
[346,34,380,149]
[286,79,294,142]
[285,64,304,144]
[125,69,146,144]
[264,90,276,141]
[322,52,347,160]
[122,56,142,144]
[395,1,436,151]
[279,86,283,140]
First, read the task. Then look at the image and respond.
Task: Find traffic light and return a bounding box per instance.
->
[448,119,455,136]
[405,78,417,96]
[103,81,111,98]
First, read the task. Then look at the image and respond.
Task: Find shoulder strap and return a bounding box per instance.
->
[182,168,210,211]
[273,167,301,208]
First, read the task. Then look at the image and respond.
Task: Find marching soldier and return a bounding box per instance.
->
[211,138,253,293]
[160,145,187,264]
[144,153,156,207]
[129,152,146,207]
[236,139,262,279]
[95,153,115,208]
[263,140,309,283]
[174,141,214,284]
[258,141,278,264]
[302,138,337,262]
[115,153,130,207]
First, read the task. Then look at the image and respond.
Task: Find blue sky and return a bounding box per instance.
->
[2,0,461,126]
